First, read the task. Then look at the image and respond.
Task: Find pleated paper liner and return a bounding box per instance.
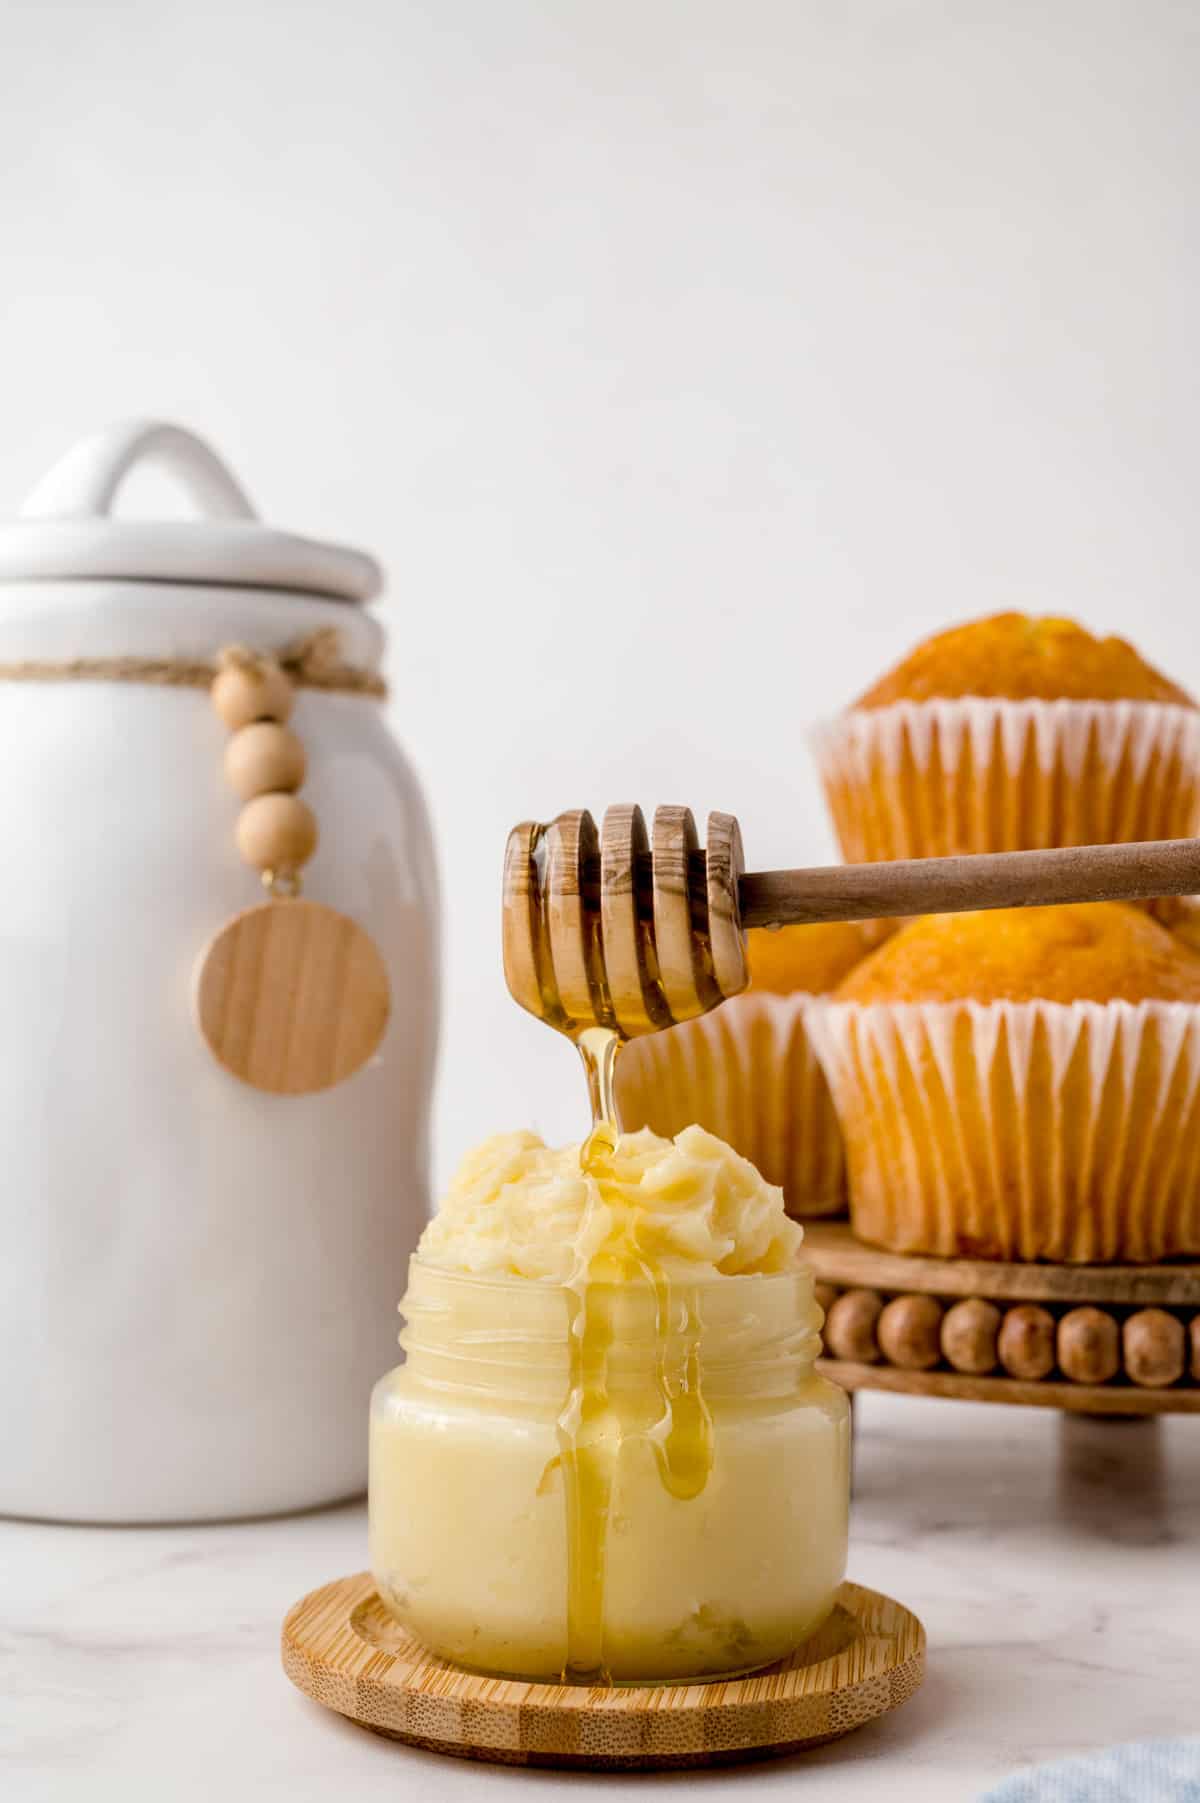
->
[814,698,1200,864]
[807,998,1200,1262]
[615,993,846,1220]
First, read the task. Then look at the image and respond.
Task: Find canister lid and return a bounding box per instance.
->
[0,420,382,604]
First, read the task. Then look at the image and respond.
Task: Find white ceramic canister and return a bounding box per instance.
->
[0,420,438,1522]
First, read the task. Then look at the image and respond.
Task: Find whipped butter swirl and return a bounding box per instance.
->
[417,1124,804,1283]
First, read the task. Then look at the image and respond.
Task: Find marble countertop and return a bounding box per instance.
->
[4,1392,1197,1802]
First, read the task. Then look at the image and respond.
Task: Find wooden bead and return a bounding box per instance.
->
[940,1299,1001,1375]
[224,723,307,801]
[1123,1309,1185,1389]
[1057,1307,1119,1385]
[1191,1317,1200,1384]
[878,1295,943,1371]
[997,1305,1057,1380]
[814,1282,838,1318]
[236,794,318,873]
[212,658,294,729]
[823,1288,883,1364]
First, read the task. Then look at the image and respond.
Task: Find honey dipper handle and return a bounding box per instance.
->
[737,838,1200,929]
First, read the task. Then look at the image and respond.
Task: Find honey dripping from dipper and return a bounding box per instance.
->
[552,1023,714,1682]
[506,810,755,1680]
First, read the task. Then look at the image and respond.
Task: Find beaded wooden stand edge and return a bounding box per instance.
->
[805,1223,1200,1414]
[282,1573,925,1771]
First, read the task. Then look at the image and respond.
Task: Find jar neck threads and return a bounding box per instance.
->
[397,1258,822,1403]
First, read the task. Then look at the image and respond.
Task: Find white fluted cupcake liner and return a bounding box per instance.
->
[814,698,1200,863]
[615,992,845,1219]
[807,998,1200,1262]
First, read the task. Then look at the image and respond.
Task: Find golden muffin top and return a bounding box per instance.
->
[834,903,1200,1005]
[1170,902,1200,959]
[853,613,1194,710]
[746,921,873,997]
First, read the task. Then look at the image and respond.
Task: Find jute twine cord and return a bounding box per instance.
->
[0,627,386,698]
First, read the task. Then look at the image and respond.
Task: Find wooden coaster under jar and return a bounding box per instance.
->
[282,1572,925,1771]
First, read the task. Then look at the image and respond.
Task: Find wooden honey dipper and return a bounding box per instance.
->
[503,805,1200,1038]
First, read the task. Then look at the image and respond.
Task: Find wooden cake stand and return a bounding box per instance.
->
[804,1223,1200,1414]
[282,1573,925,1771]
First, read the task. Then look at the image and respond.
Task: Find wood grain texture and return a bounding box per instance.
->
[544,810,601,1026]
[599,804,669,1037]
[651,805,713,1023]
[195,899,389,1095]
[704,810,748,1001]
[503,811,1200,1043]
[803,1223,1200,1307]
[281,1574,925,1771]
[502,807,747,1038]
[501,821,551,1028]
[818,1359,1200,1414]
[739,836,1200,928]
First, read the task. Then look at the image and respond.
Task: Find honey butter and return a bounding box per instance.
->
[369,1122,850,1684]
[416,1124,806,1281]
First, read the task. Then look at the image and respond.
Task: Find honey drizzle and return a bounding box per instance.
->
[578,1026,620,1167]
[555,1026,714,1682]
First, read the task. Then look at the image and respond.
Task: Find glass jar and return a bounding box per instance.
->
[369,1257,849,1683]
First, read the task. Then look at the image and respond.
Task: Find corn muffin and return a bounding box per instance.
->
[808,903,1200,1261]
[815,613,1200,865]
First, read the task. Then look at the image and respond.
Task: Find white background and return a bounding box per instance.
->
[1,0,1198,1191]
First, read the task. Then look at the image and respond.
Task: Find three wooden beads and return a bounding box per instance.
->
[195,646,391,1096]
[212,649,317,890]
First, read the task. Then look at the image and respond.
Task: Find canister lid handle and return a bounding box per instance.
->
[21,419,257,522]
[1,418,381,603]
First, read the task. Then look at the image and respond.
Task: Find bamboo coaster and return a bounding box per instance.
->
[281,1573,925,1771]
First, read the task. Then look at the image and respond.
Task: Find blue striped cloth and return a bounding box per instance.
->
[983,1739,1200,1801]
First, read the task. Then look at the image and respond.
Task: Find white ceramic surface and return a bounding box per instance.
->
[0,421,438,1523]
[5,1394,1196,1801]
[3,418,381,598]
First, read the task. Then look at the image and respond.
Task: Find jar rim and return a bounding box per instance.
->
[408,1253,813,1296]
[397,1256,822,1389]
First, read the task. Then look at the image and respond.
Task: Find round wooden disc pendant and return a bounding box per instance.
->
[195,899,390,1095]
